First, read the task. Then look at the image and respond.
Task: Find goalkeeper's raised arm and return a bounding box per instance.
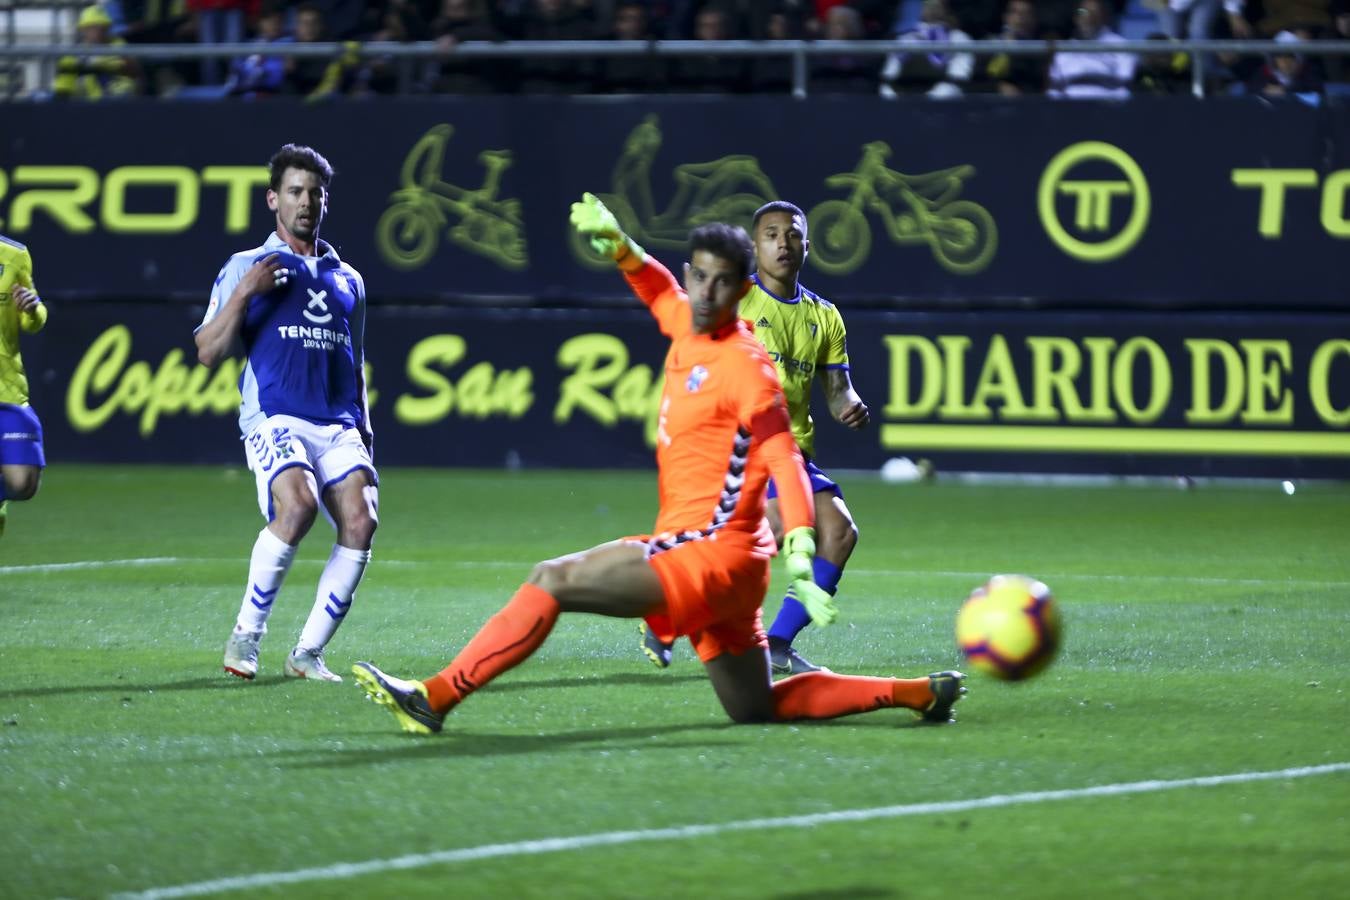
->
[569,192,692,337]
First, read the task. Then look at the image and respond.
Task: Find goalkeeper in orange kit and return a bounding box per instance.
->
[351,194,965,733]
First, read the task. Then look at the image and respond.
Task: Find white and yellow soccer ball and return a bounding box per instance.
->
[956,574,1062,681]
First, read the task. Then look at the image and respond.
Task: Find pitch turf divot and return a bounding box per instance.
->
[111,762,1350,900]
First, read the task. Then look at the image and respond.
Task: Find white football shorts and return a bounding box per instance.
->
[243,414,377,521]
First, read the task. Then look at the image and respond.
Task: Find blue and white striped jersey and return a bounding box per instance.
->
[199,232,367,436]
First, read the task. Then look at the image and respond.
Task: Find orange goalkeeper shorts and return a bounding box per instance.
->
[637,528,774,663]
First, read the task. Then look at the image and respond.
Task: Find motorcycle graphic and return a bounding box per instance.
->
[808,141,997,275]
[570,114,778,269]
[376,124,527,271]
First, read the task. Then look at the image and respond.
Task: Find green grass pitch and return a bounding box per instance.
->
[2,465,1347,898]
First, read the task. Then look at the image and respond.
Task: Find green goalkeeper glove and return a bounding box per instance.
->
[569,192,645,266]
[783,526,838,627]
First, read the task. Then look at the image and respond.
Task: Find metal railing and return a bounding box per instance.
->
[3,37,1348,100]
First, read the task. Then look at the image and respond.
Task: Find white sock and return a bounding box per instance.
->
[235,527,297,634]
[296,544,370,653]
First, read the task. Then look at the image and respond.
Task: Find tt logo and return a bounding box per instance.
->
[1038,142,1150,262]
[303,288,332,324]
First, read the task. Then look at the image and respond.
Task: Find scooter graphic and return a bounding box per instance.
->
[808,141,997,275]
[376,124,527,271]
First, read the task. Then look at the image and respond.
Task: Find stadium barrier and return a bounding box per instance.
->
[4,36,1350,98]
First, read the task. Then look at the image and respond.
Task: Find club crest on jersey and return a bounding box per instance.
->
[686,365,709,393]
[303,288,332,324]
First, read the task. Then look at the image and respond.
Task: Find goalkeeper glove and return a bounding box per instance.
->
[783,526,838,627]
[569,192,645,267]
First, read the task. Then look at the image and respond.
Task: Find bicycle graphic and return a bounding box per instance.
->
[808,142,997,276]
[570,114,778,269]
[375,124,527,272]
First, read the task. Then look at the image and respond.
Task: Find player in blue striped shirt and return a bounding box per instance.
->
[195,144,377,684]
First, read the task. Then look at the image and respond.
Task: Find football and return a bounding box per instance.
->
[956,574,1062,681]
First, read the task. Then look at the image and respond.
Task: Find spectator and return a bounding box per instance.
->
[1328,0,1350,83]
[54,4,142,99]
[749,4,804,92]
[187,0,255,85]
[1246,27,1325,95]
[1247,0,1330,36]
[1046,0,1137,98]
[1135,30,1193,93]
[431,0,511,94]
[225,1,291,97]
[1155,0,1247,88]
[597,1,670,93]
[811,5,882,93]
[982,0,1046,95]
[282,3,361,99]
[879,0,975,98]
[1157,0,1250,40]
[114,0,194,94]
[517,0,597,94]
[358,0,434,95]
[671,5,750,92]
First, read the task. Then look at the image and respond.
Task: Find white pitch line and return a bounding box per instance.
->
[0,557,185,574]
[5,557,1347,587]
[111,762,1350,900]
[0,557,524,575]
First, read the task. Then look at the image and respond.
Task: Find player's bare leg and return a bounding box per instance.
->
[286,470,377,683]
[355,540,665,732]
[0,464,41,538]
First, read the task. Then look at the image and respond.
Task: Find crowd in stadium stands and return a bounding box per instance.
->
[47,0,1350,100]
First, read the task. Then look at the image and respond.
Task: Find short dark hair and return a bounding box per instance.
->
[689,223,754,281]
[752,200,807,239]
[268,144,334,191]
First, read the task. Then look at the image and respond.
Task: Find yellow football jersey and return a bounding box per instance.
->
[739,275,849,458]
[0,236,47,407]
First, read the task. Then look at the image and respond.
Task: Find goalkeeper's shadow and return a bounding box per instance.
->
[279,720,746,768]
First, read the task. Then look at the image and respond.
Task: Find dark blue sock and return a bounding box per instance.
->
[768,558,844,643]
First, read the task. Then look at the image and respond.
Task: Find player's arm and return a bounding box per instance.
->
[350,271,374,455]
[195,253,289,367]
[569,193,689,336]
[12,254,46,333]
[822,367,869,430]
[818,305,868,429]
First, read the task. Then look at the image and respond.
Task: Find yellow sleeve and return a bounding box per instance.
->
[17,249,46,333]
[819,302,849,368]
[21,303,47,334]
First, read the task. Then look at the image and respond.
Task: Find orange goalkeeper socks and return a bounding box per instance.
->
[770,672,935,720]
[423,583,561,713]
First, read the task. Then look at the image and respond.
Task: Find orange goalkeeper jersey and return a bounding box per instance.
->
[624,258,814,544]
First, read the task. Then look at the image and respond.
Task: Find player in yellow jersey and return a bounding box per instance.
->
[0,236,49,538]
[641,201,870,675]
